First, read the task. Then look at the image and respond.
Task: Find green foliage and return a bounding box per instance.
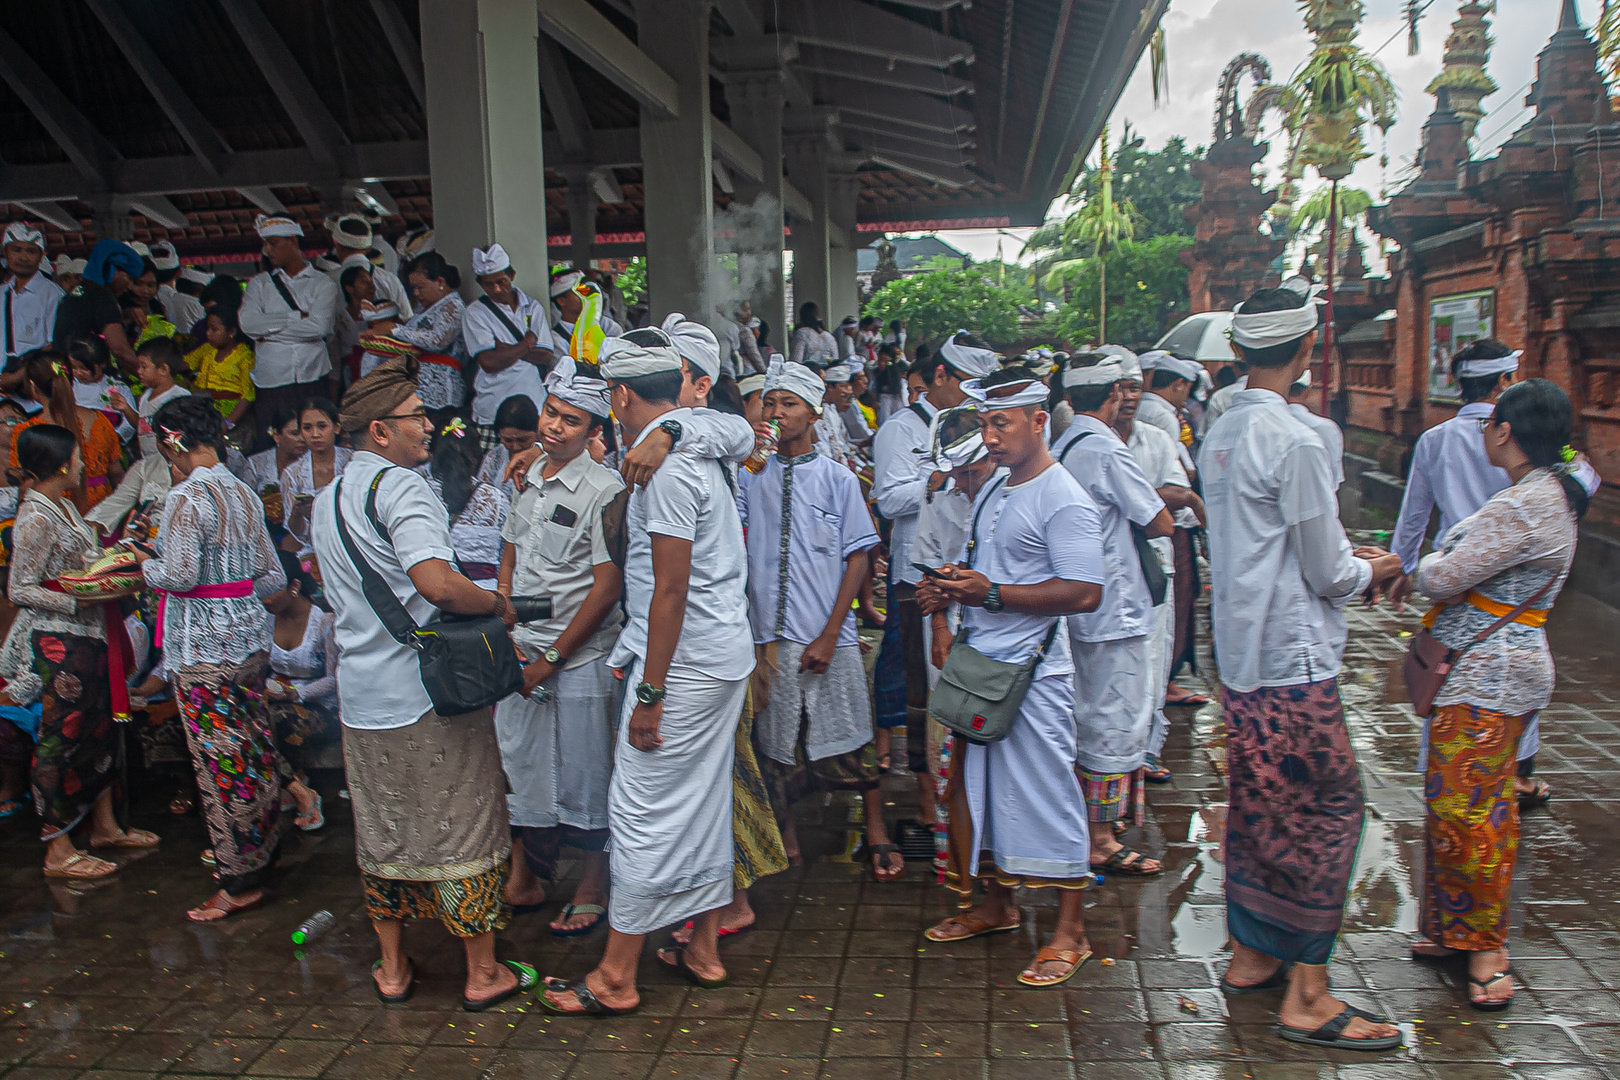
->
[861,261,1034,346]
[614,256,647,304]
[1047,234,1194,350]
[1291,184,1373,234]
[1065,127,1204,242]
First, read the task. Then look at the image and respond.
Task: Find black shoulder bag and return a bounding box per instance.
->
[476,293,527,342]
[332,470,524,716]
[1057,432,1169,606]
[928,476,1062,744]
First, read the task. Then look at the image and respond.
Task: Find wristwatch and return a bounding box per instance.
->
[543,646,564,666]
[635,681,667,705]
[983,583,1005,613]
[659,419,683,447]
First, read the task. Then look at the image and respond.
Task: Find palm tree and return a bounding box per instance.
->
[1040,126,1140,343]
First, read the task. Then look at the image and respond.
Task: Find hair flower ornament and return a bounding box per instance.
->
[160,426,188,453]
[442,416,467,438]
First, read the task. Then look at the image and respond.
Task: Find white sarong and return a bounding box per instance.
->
[608,660,745,935]
[1145,600,1175,758]
[752,641,872,766]
[960,674,1092,879]
[494,655,619,830]
[1072,634,1152,775]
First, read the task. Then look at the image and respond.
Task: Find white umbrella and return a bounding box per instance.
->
[1153,311,1235,365]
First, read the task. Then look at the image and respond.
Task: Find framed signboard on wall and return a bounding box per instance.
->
[1428,290,1495,401]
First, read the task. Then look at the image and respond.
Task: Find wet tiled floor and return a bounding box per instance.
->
[3,593,1620,1079]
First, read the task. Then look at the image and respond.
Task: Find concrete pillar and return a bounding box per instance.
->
[637,0,712,324]
[420,0,548,293]
[784,109,837,331]
[728,70,788,350]
[562,166,597,273]
[827,172,862,326]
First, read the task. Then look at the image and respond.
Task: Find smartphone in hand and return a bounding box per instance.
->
[911,562,948,580]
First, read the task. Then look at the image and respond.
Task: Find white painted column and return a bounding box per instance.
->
[637,0,713,324]
[827,171,863,327]
[784,109,836,331]
[561,166,597,273]
[420,0,548,291]
[728,69,788,352]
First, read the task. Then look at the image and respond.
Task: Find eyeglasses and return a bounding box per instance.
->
[377,409,431,424]
[1475,417,1494,432]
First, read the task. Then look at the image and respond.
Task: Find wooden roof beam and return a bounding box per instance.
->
[796,46,972,98]
[859,149,975,189]
[539,33,592,160]
[815,77,975,133]
[538,0,678,120]
[779,0,973,69]
[369,0,427,110]
[219,0,349,172]
[83,0,231,174]
[119,193,190,230]
[841,115,975,150]
[0,26,119,188]
[12,200,79,232]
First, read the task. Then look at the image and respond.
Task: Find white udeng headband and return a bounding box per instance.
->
[962,377,1047,409]
[1061,358,1124,388]
[1454,350,1521,379]
[1230,283,1326,348]
[938,339,999,379]
[763,358,826,414]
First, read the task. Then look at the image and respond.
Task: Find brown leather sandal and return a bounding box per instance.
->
[1017,946,1091,987]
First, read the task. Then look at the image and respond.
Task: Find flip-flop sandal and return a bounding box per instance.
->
[538,976,637,1017]
[1016,947,1091,988]
[1221,962,1292,996]
[295,793,325,832]
[200,849,216,867]
[1091,848,1163,877]
[372,958,416,1004]
[671,920,754,945]
[462,959,537,1013]
[1144,755,1173,784]
[869,843,904,882]
[924,912,1021,943]
[1165,691,1210,706]
[89,829,161,849]
[43,851,118,880]
[1468,970,1516,1012]
[169,790,197,815]
[0,797,24,819]
[1277,1004,1401,1051]
[186,890,264,923]
[550,903,607,938]
[656,947,729,989]
[1517,780,1552,809]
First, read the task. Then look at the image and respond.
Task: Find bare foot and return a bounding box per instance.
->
[373,956,413,998]
[462,959,518,1006]
[1222,951,1284,989]
[657,946,726,984]
[541,970,639,1014]
[505,882,547,908]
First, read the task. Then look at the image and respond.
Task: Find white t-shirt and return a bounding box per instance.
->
[956,461,1105,679]
[1126,420,1190,575]
[871,399,938,585]
[461,287,549,425]
[1051,414,1167,642]
[608,408,754,681]
[311,451,457,729]
[135,383,191,456]
[1289,402,1345,490]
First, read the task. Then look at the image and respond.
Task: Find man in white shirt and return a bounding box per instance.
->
[1198,286,1402,1050]
[464,243,552,446]
[870,335,993,811]
[323,212,413,318]
[1,222,62,386]
[814,363,857,468]
[1203,365,1248,428]
[494,358,625,937]
[720,299,764,377]
[541,335,753,1018]
[551,269,624,350]
[1387,339,1548,801]
[1051,353,1174,876]
[742,360,897,880]
[310,354,536,1012]
[148,241,205,335]
[1286,370,1345,488]
[919,367,1106,989]
[1114,357,1204,784]
[239,214,342,431]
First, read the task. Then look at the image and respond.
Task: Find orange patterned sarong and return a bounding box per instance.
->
[1422,703,1529,951]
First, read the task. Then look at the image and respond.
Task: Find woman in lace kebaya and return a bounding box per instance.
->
[263,549,339,805]
[1411,379,1587,1011]
[132,396,318,921]
[280,397,352,554]
[426,420,508,589]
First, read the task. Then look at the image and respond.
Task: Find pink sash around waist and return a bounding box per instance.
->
[154,579,255,648]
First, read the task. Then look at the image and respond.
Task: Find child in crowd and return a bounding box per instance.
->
[186,308,256,427]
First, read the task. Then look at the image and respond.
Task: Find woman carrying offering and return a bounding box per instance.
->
[2,425,158,879]
[1410,379,1586,1012]
[132,396,317,921]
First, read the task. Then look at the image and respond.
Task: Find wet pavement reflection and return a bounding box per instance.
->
[3,595,1620,1079]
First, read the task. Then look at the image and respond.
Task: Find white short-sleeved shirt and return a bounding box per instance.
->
[2,272,63,366]
[608,408,754,681]
[1390,401,1510,572]
[503,449,627,667]
[872,399,938,584]
[743,451,880,648]
[1126,420,1190,576]
[462,287,549,425]
[1289,402,1345,490]
[1051,414,1168,642]
[311,451,457,730]
[957,462,1105,679]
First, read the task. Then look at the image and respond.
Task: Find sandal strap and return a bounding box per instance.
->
[501,960,538,991]
[1469,970,1513,989]
[568,980,611,1015]
[1308,1003,1387,1041]
[943,913,1007,935]
[1033,947,1082,966]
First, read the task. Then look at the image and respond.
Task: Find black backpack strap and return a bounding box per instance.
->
[332,474,422,650]
[475,293,526,343]
[1056,429,1093,464]
[268,271,305,315]
[964,475,1009,570]
[908,402,931,426]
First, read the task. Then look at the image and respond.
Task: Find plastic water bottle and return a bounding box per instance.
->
[291,910,337,945]
[744,421,780,474]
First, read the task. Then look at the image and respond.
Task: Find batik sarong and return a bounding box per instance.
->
[1222,678,1365,965]
[31,631,120,841]
[1079,767,1145,827]
[173,652,285,894]
[1422,703,1528,951]
[733,692,789,890]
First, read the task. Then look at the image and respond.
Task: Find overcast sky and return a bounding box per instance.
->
[938,0,1578,265]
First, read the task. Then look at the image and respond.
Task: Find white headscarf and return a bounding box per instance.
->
[1230,284,1326,349]
[763,358,826,414]
[1140,350,1203,384]
[149,241,179,270]
[360,299,400,323]
[550,270,583,298]
[255,214,304,239]
[3,222,45,251]
[341,251,373,272]
[938,337,999,379]
[179,266,213,286]
[1095,345,1141,382]
[737,373,767,399]
[661,312,722,381]
[472,243,511,278]
[928,405,987,469]
[599,335,682,378]
[1454,350,1521,379]
[962,376,1048,410]
[820,363,852,385]
[1062,358,1125,388]
[545,355,613,417]
[329,212,373,251]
